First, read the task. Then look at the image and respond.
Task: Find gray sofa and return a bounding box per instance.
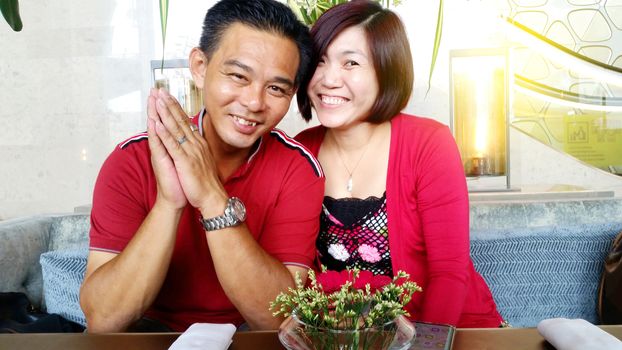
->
[0,214,89,324]
[468,198,622,326]
[1,198,621,328]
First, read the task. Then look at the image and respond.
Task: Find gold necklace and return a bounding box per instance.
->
[331,127,376,194]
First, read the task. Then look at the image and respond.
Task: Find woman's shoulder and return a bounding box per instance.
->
[392,113,452,144]
[294,124,326,152]
[393,113,448,132]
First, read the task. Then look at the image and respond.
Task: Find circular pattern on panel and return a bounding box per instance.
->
[507,0,622,174]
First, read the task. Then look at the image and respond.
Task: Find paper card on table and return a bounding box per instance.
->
[537,318,622,350]
[168,323,236,350]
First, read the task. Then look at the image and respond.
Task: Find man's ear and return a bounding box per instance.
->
[189,47,208,89]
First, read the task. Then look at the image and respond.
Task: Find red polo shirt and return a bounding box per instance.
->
[89,111,324,331]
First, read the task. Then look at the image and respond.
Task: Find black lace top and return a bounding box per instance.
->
[318,192,393,276]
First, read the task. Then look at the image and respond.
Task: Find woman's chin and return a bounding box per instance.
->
[317,115,351,130]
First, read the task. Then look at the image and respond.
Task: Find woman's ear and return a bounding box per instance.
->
[189,47,208,89]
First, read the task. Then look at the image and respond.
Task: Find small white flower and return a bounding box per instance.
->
[328,244,350,261]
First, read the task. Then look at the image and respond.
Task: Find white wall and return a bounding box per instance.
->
[0,1,156,219]
[0,0,620,219]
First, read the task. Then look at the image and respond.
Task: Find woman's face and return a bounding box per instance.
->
[307,26,379,130]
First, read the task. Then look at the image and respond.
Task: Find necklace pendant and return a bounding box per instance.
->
[346,176,353,192]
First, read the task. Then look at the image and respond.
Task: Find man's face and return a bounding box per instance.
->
[192,23,300,153]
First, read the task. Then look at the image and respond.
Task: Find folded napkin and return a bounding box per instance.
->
[537,318,622,350]
[168,323,236,350]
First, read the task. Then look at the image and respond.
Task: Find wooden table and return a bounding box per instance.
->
[0,326,620,349]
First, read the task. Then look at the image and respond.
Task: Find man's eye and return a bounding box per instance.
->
[268,85,287,96]
[229,73,246,81]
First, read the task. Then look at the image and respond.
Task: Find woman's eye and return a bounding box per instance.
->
[345,60,359,67]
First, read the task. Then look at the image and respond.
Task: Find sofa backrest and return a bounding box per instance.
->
[471,222,622,327]
[48,215,90,251]
[469,198,622,326]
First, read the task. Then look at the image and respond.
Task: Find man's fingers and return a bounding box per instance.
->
[155,98,187,148]
[156,89,197,141]
[154,118,184,155]
[147,89,161,123]
[147,118,170,161]
[158,89,188,122]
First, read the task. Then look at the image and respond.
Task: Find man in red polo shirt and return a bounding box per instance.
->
[79,0,323,332]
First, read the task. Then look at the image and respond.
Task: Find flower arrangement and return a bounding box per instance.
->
[271,268,421,350]
[272,267,421,328]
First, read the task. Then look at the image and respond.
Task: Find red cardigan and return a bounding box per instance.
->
[296,113,503,327]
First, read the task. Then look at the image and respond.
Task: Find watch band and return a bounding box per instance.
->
[201,215,231,231]
[200,197,246,232]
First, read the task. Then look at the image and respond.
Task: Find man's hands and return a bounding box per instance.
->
[146,88,228,212]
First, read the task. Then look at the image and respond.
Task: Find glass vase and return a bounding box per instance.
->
[278,313,416,350]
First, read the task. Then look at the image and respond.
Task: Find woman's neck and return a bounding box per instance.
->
[320,121,391,198]
[326,122,386,153]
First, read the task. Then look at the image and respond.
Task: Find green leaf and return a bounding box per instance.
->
[426,0,443,97]
[316,2,333,11]
[299,7,313,26]
[0,0,23,32]
[287,1,307,24]
[158,0,169,71]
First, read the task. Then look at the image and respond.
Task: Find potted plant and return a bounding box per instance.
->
[271,268,422,350]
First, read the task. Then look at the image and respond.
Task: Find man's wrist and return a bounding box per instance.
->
[200,197,247,232]
[197,193,229,219]
[153,197,185,216]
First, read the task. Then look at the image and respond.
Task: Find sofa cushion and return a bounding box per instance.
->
[40,248,88,326]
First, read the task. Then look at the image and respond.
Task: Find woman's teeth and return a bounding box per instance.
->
[321,95,347,105]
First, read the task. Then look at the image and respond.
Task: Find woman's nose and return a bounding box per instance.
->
[319,64,342,88]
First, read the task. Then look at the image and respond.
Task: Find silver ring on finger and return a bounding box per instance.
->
[177,135,187,145]
[189,124,198,132]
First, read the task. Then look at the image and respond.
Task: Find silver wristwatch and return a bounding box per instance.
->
[200,197,247,231]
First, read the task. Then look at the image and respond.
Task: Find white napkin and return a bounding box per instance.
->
[537,318,622,350]
[168,323,236,350]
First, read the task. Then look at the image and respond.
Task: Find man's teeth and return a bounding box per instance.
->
[321,96,347,105]
[233,116,257,127]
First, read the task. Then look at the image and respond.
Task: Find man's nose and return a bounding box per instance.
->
[241,84,266,112]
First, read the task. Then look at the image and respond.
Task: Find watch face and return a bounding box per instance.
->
[230,197,246,222]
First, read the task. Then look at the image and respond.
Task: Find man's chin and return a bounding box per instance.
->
[222,133,260,152]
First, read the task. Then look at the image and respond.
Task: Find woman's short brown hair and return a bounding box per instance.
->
[297,0,414,123]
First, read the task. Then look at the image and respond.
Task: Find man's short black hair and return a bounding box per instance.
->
[199,0,312,89]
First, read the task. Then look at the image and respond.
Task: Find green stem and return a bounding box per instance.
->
[158,0,169,72]
[426,0,444,98]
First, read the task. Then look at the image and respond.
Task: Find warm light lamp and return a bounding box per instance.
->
[450,48,511,191]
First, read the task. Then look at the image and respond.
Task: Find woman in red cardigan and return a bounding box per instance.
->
[295,0,503,327]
